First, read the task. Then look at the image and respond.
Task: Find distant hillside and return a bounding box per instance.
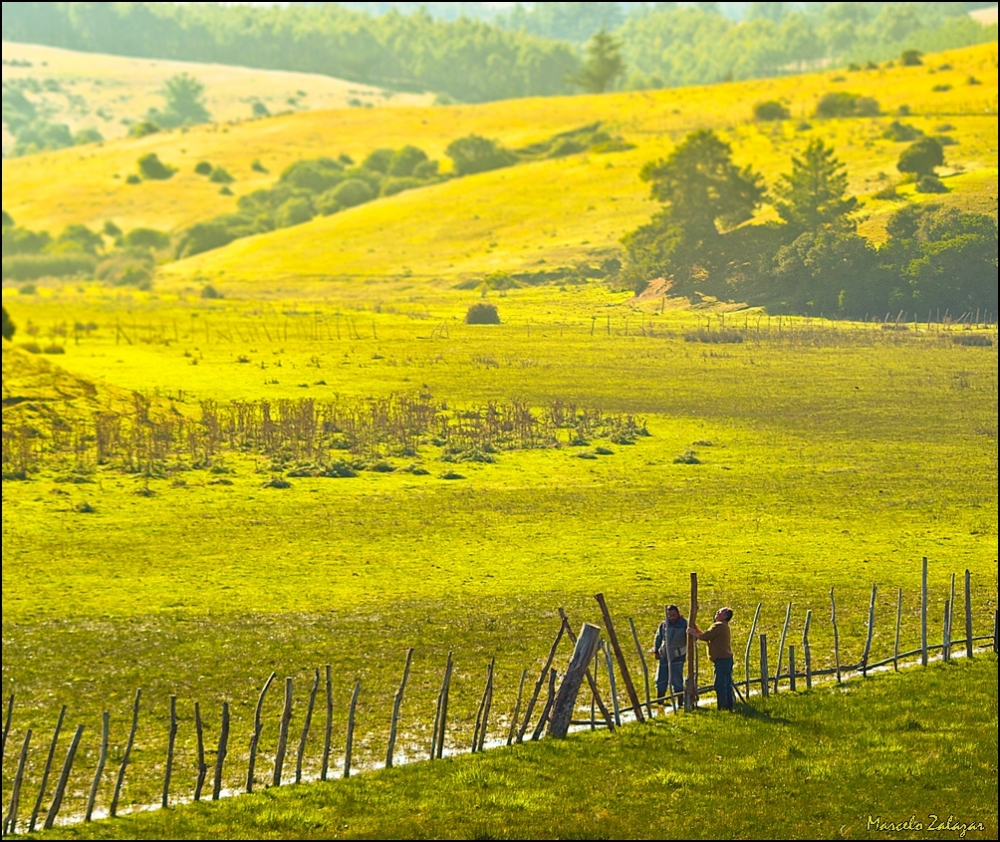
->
[1,41,432,158]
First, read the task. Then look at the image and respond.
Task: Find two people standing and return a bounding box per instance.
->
[654,604,735,711]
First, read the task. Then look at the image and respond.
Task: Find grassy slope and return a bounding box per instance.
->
[32,657,1000,840]
[1,40,432,156]
[3,43,997,287]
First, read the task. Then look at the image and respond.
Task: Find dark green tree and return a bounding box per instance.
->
[445,135,517,176]
[2,306,14,341]
[150,73,211,127]
[568,27,625,93]
[897,136,944,178]
[774,138,858,232]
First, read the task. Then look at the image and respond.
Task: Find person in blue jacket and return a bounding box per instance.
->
[654,604,687,702]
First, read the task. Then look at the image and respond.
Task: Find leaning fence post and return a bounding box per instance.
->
[594,593,645,723]
[109,690,139,819]
[194,702,207,801]
[802,610,813,690]
[85,712,109,821]
[602,641,621,725]
[273,678,293,787]
[788,646,796,692]
[0,695,13,771]
[943,600,951,662]
[212,703,229,800]
[548,622,603,738]
[964,570,973,660]
[531,669,557,741]
[296,669,320,784]
[830,588,841,683]
[29,704,66,832]
[4,729,31,836]
[759,635,769,699]
[343,679,361,778]
[478,659,494,754]
[43,724,84,829]
[321,665,333,782]
[744,603,762,696]
[558,610,615,732]
[387,650,414,769]
[518,623,565,743]
[506,669,527,747]
[861,584,877,677]
[436,653,454,759]
[993,610,998,653]
[773,603,792,693]
[246,671,275,793]
[894,589,902,672]
[627,617,653,719]
[162,695,178,808]
[921,557,928,666]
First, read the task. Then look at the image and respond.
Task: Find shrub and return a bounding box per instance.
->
[209,166,234,184]
[329,179,375,208]
[201,285,223,299]
[251,159,268,173]
[465,302,500,324]
[251,100,269,117]
[898,136,944,178]
[51,224,104,255]
[123,227,170,249]
[175,222,238,258]
[74,127,103,145]
[95,250,154,287]
[591,139,636,153]
[1,211,12,228]
[362,148,395,174]
[754,100,790,121]
[125,174,141,184]
[275,197,314,227]
[388,145,428,177]
[445,135,517,176]
[915,175,947,194]
[380,177,422,197]
[219,186,233,196]
[1,306,14,341]
[900,49,923,66]
[279,158,344,192]
[102,220,122,237]
[882,120,922,142]
[2,253,97,280]
[194,161,212,175]
[129,120,160,138]
[815,92,880,118]
[412,159,440,179]
[2,226,51,256]
[137,153,177,180]
[548,138,587,158]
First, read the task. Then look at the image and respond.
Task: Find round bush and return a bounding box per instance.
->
[330,179,375,208]
[380,177,422,197]
[137,153,176,180]
[194,161,212,175]
[275,197,315,227]
[754,100,790,121]
[465,302,500,325]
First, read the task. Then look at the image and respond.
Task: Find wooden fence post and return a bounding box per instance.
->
[531,669,557,741]
[213,703,229,800]
[744,603,762,696]
[29,704,66,832]
[162,695,177,808]
[85,712,109,821]
[0,695,13,771]
[472,659,495,753]
[594,593,645,723]
[894,589,903,672]
[921,557,928,666]
[506,670,527,747]
[602,641,621,725]
[518,623,565,743]
[478,660,494,753]
[109,690,139,820]
[943,600,951,662]
[830,588,842,683]
[246,671,275,793]
[627,618,653,719]
[685,574,699,712]
[802,610,813,690]
[993,610,998,653]
[946,572,956,661]
[788,646,796,692]
[773,603,792,693]
[296,669,320,784]
[194,702,207,801]
[4,729,31,836]
[387,650,414,768]
[548,623,602,738]
[861,584,877,677]
[436,653,454,759]
[321,665,333,781]
[344,679,361,778]
[273,677,293,787]
[557,609,615,731]
[964,570,973,660]
[43,724,84,830]
[759,635,769,699]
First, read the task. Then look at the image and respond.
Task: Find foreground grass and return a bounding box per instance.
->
[31,656,999,840]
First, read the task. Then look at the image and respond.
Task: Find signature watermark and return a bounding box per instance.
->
[867,815,987,838]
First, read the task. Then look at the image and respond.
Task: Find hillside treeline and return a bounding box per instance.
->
[2,3,996,102]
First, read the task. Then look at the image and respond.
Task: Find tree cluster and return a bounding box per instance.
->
[622,130,997,319]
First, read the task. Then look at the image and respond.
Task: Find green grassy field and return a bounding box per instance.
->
[23,656,1000,840]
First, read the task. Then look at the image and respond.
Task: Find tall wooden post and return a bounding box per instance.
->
[43,724,84,830]
[627,617,653,719]
[685,574,699,712]
[921,557,928,666]
[85,713,109,821]
[774,603,792,693]
[436,654,453,760]
[273,678,293,787]
[321,665,333,782]
[387,649,414,769]
[246,671,275,793]
[213,702,229,801]
[594,594,645,723]
[194,702,207,801]
[29,704,67,832]
[745,603,762,695]
[162,695,177,808]
[802,610,813,690]
[861,584,877,677]
[788,646,796,692]
[759,635,769,698]
[109,691,139,819]
[344,679,361,778]
[4,729,31,836]
[548,623,602,738]
[296,669,320,784]
[964,570,973,659]
[894,589,903,671]
[830,587,842,683]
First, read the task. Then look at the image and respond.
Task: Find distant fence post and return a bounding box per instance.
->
[213,703,229,801]
[506,670,527,747]
[436,654,453,760]
[4,729,31,836]
[759,635,769,699]
[802,610,813,690]
[273,678,293,787]
[43,724,84,830]
[745,603,762,696]
[921,557,928,666]
[29,704,67,832]
[548,623,602,739]
[943,600,951,662]
[296,669,320,784]
[109,691,139,819]
[861,584,877,677]
[518,624,564,743]
[774,603,792,693]
[478,660,494,753]
[627,617,653,719]
[964,571,973,660]
[830,588,841,683]
[894,589,902,672]
[0,695,13,770]
[602,641,621,725]
[387,650,414,769]
[344,679,361,778]
[531,669,557,741]
[194,702,207,801]
[162,695,178,808]
[321,665,333,781]
[246,672,276,793]
[85,712,109,822]
[788,646,796,693]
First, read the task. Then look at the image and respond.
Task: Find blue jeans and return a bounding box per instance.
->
[713,657,734,710]
[655,658,685,698]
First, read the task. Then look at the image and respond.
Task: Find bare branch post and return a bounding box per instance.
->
[4,729,31,836]
[894,589,902,672]
[430,690,443,761]
[162,695,178,808]
[548,622,602,738]
[861,584,877,676]
[321,665,333,781]
[344,679,361,778]
[759,635,769,699]
[788,646,796,692]
[85,713,109,821]
[964,570,973,660]
[436,652,454,759]
[943,600,951,662]
[386,650,414,769]
[830,588,842,683]
[29,704,66,832]
[212,703,229,800]
[602,641,621,725]
[594,593,645,723]
[110,690,139,819]
[478,660,494,753]
[0,695,13,769]
[194,702,207,801]
[531,669,557,741]
[246,671,275,793]
[518,623,565,743]
[296,669,320,784]
[627,617,653,719]
[685,574,700,712]
[921,557,928,666]
[744,603,762,696]
[273,678,294,787]
[774,603,792,693]
[43,724,84,830]
[802,610,813,690]
[506,670,527,747]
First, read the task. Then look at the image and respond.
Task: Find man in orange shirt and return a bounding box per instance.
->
[687,607,734,711]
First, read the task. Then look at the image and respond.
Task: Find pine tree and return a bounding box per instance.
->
[774,138,857,232]
[569,27,625,93]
